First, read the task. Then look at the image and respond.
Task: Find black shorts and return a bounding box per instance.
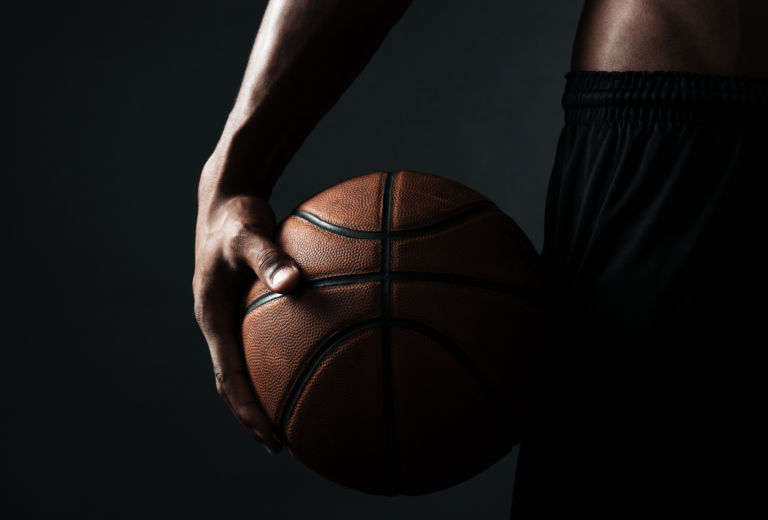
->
[512,71,768,518]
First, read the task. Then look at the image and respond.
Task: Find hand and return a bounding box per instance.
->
[193,185,301,455]
[190,0,412,457]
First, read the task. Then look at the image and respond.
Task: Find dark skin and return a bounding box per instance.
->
[193,0,768,456]
[573,0,768,75]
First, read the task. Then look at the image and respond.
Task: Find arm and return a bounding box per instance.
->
[194,0,413,455]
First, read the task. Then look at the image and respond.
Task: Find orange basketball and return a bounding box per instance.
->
[241,170,551,496]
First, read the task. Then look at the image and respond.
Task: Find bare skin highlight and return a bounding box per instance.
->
[573,0,768,76]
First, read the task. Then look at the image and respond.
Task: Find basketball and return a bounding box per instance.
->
[241,170,551,496]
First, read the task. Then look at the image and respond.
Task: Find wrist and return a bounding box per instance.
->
[200,130,280,206]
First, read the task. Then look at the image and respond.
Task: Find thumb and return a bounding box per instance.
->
[245,234,301,294]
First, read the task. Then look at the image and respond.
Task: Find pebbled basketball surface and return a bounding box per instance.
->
[241,171,551,496]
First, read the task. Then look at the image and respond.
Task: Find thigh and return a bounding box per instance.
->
[513,70,768,519]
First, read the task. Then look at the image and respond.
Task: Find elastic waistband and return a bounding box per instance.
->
[563,71,768,128]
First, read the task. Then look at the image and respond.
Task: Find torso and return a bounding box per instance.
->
[572,0,768,77]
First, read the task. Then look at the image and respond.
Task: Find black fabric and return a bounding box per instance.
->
[512,71,768,519]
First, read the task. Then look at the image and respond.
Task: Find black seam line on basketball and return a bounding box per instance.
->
[381,171,399,495]
[277,319,384,440]
[382,171,393,314]
[275,317,520,450]
[389,318,520,440]
[290,204,500,240]
[242,272,549,317]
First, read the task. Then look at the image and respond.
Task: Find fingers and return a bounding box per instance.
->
[194,194,301,452]
[240,232,301,294]
[216,368,284,455]
[196,283,283,455]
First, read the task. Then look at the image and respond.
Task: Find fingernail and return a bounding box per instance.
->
[252,428,266,441]
[272,267,291,287]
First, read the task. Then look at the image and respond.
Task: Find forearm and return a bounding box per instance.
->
[201,0,413,202]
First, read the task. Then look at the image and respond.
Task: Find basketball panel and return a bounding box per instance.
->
[391,170,491,231]
[241,277,271,316]
[296,171,385,232]
[391,281,549,428]
[391,210,550,303]
[242,282,381,426]
[275,215,381,280]
[391,327,513,496]
[284,327,395,496]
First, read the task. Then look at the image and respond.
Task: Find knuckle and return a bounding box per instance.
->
[214,372,230,397]
[215,380,227,399]
[255,247,281,274]
[228,220,260,246]
[214,369,242,388]
[228,219,248,239]
[192,286,214,323]
[193,301,206,327]
[214,370,228,385]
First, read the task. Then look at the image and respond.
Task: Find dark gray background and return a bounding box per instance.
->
[4,0,583,518]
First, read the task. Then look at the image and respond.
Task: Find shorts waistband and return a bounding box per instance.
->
[562,71,768,128]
